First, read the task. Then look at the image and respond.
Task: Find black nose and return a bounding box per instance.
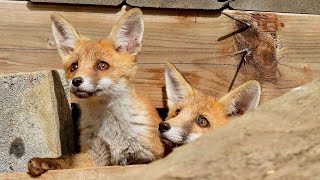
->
[158,122,171,133]
[72,77,83,87]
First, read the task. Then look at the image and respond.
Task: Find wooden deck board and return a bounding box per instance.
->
[0,1,320,107]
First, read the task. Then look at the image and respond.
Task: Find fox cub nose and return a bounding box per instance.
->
[72,77,84,87]
[158,122,171,133]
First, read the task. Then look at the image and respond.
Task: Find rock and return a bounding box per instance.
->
[111,78,320,179]
[0,70,74,173]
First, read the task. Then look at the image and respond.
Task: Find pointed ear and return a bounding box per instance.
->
[165,62,194,108]
[51,13,80,59]
[108,8,144,56]
[219,80,261,117]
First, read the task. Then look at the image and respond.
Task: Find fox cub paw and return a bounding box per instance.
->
[28,158,56,176]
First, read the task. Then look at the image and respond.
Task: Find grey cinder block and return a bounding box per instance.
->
[0,70,74,173]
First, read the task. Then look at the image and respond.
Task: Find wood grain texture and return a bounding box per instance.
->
[0,1,319,107]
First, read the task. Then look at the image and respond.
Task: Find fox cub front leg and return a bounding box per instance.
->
[28,137,111,176]
[28,156,71,176]
[28,152,93,176]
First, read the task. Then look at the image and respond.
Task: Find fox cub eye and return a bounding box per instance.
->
[196,115,209,128]
[97,61,110,70]
[70,62,78,72]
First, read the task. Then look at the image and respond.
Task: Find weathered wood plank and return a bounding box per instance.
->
[0,1,319,107]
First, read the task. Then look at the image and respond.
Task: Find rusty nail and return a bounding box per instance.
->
[228,48,251,92]
[232,48,251,65]
[232,48,251,56]
[222,12,251,27]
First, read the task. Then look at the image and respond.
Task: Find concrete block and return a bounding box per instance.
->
[127,0,224,10]
[30,0,124,6]
[0,70,74,173]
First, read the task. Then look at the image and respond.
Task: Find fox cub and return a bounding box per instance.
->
[158,62,261,147]
[28,8,165,176]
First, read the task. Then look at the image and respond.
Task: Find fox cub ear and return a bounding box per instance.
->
[165,62,194,108]
[219,80,261,117]
[108,8,144,56]
[51,13,80,59]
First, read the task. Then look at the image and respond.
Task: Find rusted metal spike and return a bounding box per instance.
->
[231,48,251,65]
[232,48,251,56]
[228,48,251,92]
[222,12,251,27]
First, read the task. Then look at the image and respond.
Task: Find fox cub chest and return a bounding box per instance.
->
[79,101,155,166]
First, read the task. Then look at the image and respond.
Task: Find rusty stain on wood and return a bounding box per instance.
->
[176,11,197,24]
[233,13,282,83]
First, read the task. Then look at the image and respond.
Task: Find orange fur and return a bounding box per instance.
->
[166,90,230,134]
[136,94,164,158]
[63,40,136,83]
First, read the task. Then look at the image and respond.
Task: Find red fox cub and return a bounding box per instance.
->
[28,8,165,176]
[158,62,261,147]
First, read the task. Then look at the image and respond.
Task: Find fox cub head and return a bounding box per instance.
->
[158,62,261,147]
[51,8,144,98]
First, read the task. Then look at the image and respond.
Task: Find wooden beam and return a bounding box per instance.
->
[0,1,320,107]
